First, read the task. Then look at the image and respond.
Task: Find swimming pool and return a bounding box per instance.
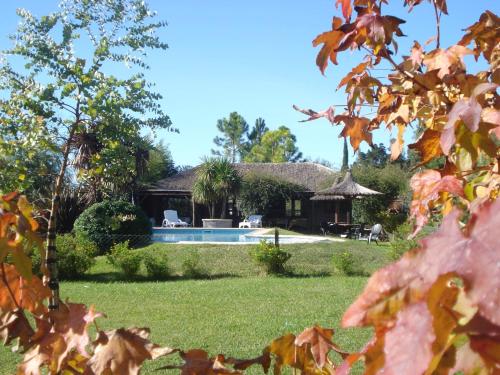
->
[152,228,330,244]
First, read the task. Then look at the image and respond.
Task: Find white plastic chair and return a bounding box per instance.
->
[162,210,188,228]
[238,215,263,228]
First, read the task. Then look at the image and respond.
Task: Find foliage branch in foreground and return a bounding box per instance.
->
[1,0,499,374]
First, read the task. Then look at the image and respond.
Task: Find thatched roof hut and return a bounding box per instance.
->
[311,171,381,200]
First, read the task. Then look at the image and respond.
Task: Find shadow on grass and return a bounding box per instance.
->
[77,272,241,283]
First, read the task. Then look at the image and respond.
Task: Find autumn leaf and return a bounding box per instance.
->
[409,170,464,236]
[0,263,50,315]
[293,105,336,125]
[86,327,176,375]
[0,309,34,351]
[337,60,370,89]
[335,0,352,21]
[409,40,424,67]
[313,17,344,74]
[423,45,473,78]
[335,115,373,151]
[381,302,436,375]
[342,199,500,329]
[226,351,271,373]
[294,325,348,368]
[408,128,443,166]
[459,10,500,61]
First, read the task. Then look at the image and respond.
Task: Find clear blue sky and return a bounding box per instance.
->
[1,0,498,169]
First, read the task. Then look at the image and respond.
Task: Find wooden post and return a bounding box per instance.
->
[335,202,339,223]
[274,227,279,248]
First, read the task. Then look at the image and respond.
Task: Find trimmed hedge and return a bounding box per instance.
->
[74,200,151,254]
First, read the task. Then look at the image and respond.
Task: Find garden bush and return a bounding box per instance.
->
[31,234,96,280]
[331,251,366,276]
[74,199,151,254]
[107,241,142,277]
[143,252,171,280]
[181,250,206,278]
[249,240,291,275]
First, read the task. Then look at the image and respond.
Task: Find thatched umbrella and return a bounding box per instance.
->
[311,171,382,199]
[310,171,382,225]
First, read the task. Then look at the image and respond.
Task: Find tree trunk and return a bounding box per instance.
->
[220,198,227,219]
[45,116,79,311]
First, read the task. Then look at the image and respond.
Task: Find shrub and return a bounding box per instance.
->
[31,234,96,280]
[107,241,142,277]
[181,250,206,278]
[249,240,291,275]
[74,199,152,254]
[332,251,365,276]
[389,222,436,260]
[143,252,170,280]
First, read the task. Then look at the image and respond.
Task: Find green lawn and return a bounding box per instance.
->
[0,240,390,374]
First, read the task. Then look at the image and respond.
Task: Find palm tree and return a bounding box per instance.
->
[192,158,241,219]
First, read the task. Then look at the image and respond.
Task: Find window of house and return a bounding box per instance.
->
[293,199,302,217]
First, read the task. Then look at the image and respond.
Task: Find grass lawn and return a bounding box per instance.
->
[0,240,391,374]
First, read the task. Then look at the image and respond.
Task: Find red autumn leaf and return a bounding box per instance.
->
[408,128,443,166]
[0,263,50,316]
[293,104,335,125]
[335,0,352,21]
[86,327,176,375]
[381,302,436,375]
[335,115,373,151]
[342,199,500,328]
[409,170,464,236]
[313,17,344,74]
[294,325,348,368]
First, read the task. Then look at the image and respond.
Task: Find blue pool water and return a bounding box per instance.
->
[152,228,258,243]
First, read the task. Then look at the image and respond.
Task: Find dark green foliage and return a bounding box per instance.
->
[32,234,96,280]
[74,200,151,254]
[212,112,249,162]
[143,252,171,279]
[249,240,292,275]
[352,163,409,232]
[239,174,303,218]
[181,250,206,278]
[341,137,349,172]
[331,251,366,276]
[107,241,142,277]
[138,139,177,186]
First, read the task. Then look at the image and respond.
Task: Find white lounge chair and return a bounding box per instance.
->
[359,223,383,244]
[162,210,188,228]
[238,215,263,228]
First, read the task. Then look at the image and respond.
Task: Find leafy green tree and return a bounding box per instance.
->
[212,112,249,162]
[138,140,177,185]
[192,158,241,218]
[354,143,389,168]
[0,0,172,309]
[244,126,303,163]
[352,163,410,232]
[244,117,269,155]
[239,174,302,218]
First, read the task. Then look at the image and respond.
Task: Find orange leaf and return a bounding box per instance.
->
[0,263,49,315]
[336,115,373,151]
[295,325,348,368]
[408,129,443,166]
[0,309,34,351]
[423,45,473,79]
[335,0,352,21]
[313,17,344,74]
